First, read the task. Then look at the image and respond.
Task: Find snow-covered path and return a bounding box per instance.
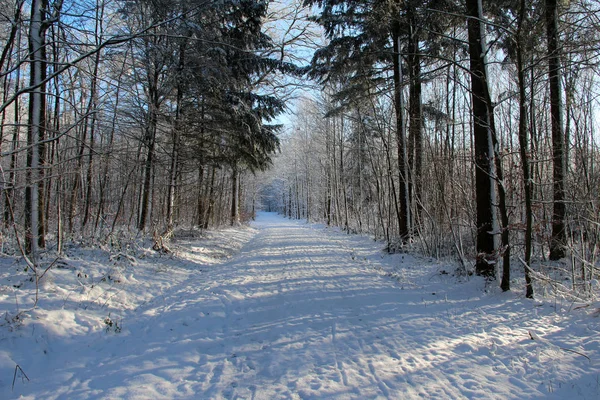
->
[3,212,600,399]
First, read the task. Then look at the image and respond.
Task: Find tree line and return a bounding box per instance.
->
[0,0,306,264]
[265,0,600,297]
[1,0,599,298]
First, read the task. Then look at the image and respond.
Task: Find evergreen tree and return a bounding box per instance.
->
[305,0,455,242]
[117,0,289,229]
[183,0,287,167]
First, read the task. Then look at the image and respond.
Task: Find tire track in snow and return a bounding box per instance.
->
[250,218,394,398]
[233,217,471,399]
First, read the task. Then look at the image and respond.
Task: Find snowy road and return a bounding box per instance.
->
[4,212,600,399]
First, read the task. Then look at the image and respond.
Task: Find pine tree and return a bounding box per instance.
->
[305,0,455,242]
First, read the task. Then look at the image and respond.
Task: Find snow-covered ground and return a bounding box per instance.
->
[1,212,599,399]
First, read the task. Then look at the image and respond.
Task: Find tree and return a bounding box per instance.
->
[546,0,567,260]
[466,0,498,279]
[496,0,536,296]
[305,0,411,240]
[513,0,536,297]
[306,0,458,242]
[25,0,63,257]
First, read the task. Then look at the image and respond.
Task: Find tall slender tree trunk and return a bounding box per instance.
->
[407,6,423,231]
[492,124,511,291]
[166,43,186,232]
[382,129,401,249]
[44,23,61,240]
[196,165,205,227]
[238,173,245,220]
[365,126,389,245]
[306,174,311,222]
[326,114,333,225]
[82,103,96,231]
[166,113,180,231]
[81,2,105,233]
[200,168,213,227]
[391,2,410,240]
[467,0,498,279]
[0,2,24,227]
[203,166,216,229]
[95,58,124,235]
[82,63,102,230]
[288,184,292,218]
[138,106,157,231]
[138,27,162,232]
[25,0,49,258]
[516,0,534,298]
[230,164,239,226]
[56,176,63,254]
[110,166,135,237]
[4,24,22,229]
[295,174,301,218]
[68,96,92,234]
[340,115,349,232]
[546,0,567,260]
[331,116,340,226]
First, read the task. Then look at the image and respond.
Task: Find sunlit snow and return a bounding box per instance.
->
[1,212,599,399]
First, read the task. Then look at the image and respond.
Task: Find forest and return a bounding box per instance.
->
[1,0,599,300]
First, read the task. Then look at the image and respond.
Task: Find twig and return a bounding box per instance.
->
[519,257,589,303]
[12,364,30,391]
[37,256,61,282]
[558,346,591,362]
[529,330,591,362]
[31,256,62,309]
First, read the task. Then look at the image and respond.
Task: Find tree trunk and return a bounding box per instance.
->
[166,121,180,231]
[467,0,498,279]
[340,115,349,232]
[82,104,96,231]
[493,127,511,291]
[166,43,186,232]
[68,94,92,235]
[25,0,49,259]
[82,57,102,231]
[391,2,410,240]
[196,165,205,227]
[4,23,22,229]
[95,60,124,235]
[230,165,239,226]
[516,0,534,298]
[202,166,216,230]
[407,6,423,231]
[44,23,62,241]
[138,111,157,231]
[546,0,567,260]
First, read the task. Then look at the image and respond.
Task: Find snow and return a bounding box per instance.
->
[1,211,600,399]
